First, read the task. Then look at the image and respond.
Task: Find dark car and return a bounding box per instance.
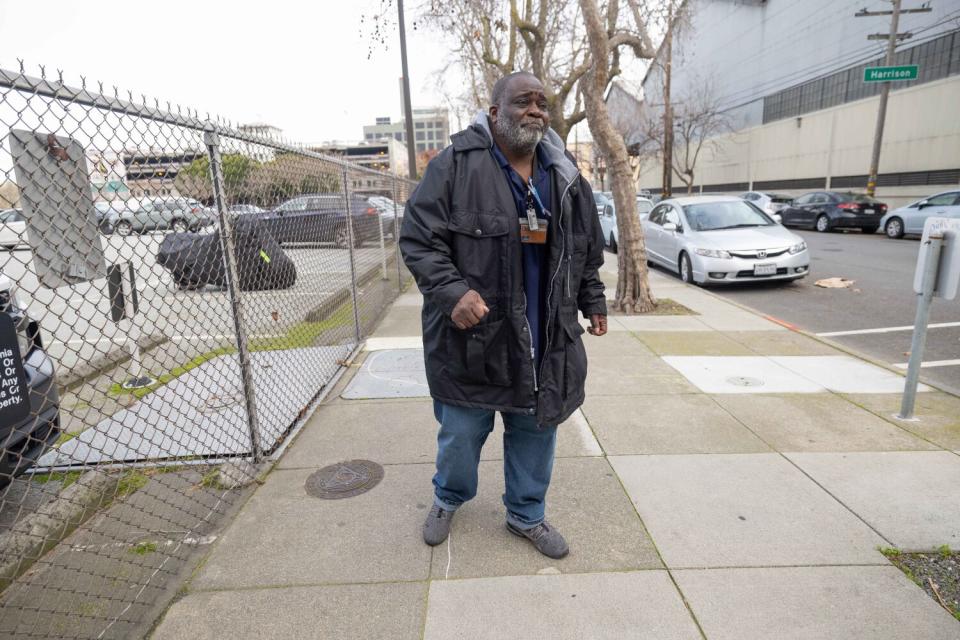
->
[0,275,59,487]
[779,191,887,233]
[258,194,381,248]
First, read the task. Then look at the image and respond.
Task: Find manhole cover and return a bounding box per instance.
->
[726,376,764,387]
[305,460,384,499]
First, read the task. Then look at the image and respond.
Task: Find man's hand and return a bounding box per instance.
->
[587,314,607,336]
[451,290,489,330]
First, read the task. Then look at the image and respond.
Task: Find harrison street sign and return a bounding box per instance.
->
[863,65,919,82]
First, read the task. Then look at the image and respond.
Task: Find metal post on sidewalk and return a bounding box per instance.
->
[377,192,387,281]
[897,233,944,420]
[204,130,263,462]
[342,168,363,344]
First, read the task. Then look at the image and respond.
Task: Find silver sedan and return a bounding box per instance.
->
[641,196,810,285]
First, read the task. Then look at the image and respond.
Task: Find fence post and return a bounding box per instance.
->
[342,168,362,344]
[376,191,387,281]
[204,129,263,462]
[393,178,402,290]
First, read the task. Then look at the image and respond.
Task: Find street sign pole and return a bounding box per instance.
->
[898,233,943,420]
[864,0,902,198]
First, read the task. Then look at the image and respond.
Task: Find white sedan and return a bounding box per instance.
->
[0,209,27,250]
[642,196,810,285]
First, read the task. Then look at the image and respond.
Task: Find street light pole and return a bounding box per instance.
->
[661,4,674,199]
[864,0,902,197]
[397,0,418,180]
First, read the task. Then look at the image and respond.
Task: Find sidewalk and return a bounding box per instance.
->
[150,256,960,639]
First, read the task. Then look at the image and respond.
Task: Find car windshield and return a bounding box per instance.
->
[683,201,774,231]
[769,194,793,204]
[836,193,880,204]
[637,201,653,214]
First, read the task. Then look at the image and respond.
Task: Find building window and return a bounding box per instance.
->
[417,143,426,152]
[394,132,402,141]
[415,122,425,129]
[416,131,425,141]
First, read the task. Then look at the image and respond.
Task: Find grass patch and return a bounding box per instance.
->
[54,431,79,447]
[608,298,698,316]
[31,470,82,489]
[116,470,149,498]
[108,346,237,399]
[884,546,959,620]
[200,467,227,490]
[129,541,158,555]
[938,544,953,558]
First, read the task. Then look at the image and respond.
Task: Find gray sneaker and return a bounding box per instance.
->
[506,520,569,559]
[423,503,454,546]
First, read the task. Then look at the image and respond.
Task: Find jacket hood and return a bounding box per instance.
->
[451,110,579,187]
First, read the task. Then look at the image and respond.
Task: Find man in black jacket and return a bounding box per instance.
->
[399,72,607,559]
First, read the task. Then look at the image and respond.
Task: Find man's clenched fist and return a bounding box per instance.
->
[587,314,607,336]
[451,290,489,330]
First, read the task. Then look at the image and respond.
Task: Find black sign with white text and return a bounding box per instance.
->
[0,314,30,426]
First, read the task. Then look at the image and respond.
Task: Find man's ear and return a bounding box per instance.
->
[488,104,498,123]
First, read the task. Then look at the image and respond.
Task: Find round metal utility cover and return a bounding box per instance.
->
[726,376,764,388]
[305,460,384,499]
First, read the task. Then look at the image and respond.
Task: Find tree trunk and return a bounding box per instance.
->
[578,0,656,314]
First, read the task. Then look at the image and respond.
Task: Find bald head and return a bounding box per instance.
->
[491,72,541,108]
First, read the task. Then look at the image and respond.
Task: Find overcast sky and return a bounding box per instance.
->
[0,0,455,144]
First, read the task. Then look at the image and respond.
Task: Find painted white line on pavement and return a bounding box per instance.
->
[894,359,960,369]
[817,322,960,337]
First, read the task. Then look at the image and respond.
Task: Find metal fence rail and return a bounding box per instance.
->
[0,64,414,638]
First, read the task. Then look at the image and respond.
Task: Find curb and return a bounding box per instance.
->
[0,471,119,591]
[56,334,170,393]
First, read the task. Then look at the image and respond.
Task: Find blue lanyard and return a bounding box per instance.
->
[527,180,550,218]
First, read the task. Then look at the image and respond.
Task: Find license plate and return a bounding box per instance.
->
[863,208,875,214]
[754,263,777,276]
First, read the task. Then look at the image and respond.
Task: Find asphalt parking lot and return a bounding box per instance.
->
[665,229,960,394]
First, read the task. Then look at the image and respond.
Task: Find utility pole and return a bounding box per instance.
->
[397,0,418,180]
[661,3,674,199]
[857,0,932,196]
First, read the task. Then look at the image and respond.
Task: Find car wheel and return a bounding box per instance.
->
[679,251,694,284]
[171,219,189,233]
[114,220,133,236]
[885,217,904,239]
[815,215,831,233]
[861,225,879,235]
[609,233,618,254]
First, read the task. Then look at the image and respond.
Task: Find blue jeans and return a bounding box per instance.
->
[432,400,557,530]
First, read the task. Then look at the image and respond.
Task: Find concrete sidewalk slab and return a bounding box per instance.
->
[696,311,787,333]
[663,356,826,394]
[581,331,655,359]
[845,392,960,450]
[428,458,661,579]
[771,355,930,394]
[392,291,424,307]
[368,305,423,337]
[673,566,960,640]
[152,582,428,640]
[610,315,709,332]
[423,571,701,640]
[280,401,601,470]
[341,348,429,399]
[585,357,701,397]
[191,465,434,590]
[365,336,423,350]
[725,330,839,356]
[639,331,756,356]
[581,395,771,454]
[714,394,937,452]
[610,453,887,568]
[786,451,960,550]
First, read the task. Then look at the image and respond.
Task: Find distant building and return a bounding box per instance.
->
[362,108,450,153]
[238,123,283,161]
[121,149,205,199]
[309,138,409,197]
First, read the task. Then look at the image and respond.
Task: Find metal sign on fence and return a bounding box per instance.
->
[8,130,106,288]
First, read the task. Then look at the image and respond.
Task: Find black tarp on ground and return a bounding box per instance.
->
[156,218,296,291]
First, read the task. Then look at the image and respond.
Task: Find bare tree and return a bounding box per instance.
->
[578,0,657,313]
[638,80,731,195]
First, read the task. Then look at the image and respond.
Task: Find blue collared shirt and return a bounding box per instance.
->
[490,142,553,368]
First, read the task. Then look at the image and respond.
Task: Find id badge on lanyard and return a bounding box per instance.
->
[520,182,549,245]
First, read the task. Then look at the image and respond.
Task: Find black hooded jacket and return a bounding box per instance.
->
[399,112,606,425]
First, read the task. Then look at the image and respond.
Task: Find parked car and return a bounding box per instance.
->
[258,194,382,248]
[228,204,265,215]
[599,196,655,253]
[778,191,886,233]
[111,197,215,236]
[641,195,809,285]
[366,195,399,236]
[0,274,60,487]
[740,191,793,218]
[592,191,612,217]
[879,190,960,239]
[0,209,27,250]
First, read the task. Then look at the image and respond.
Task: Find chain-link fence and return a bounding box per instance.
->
[0,65,415,638]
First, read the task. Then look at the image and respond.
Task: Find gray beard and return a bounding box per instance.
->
[494,114,544,155]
